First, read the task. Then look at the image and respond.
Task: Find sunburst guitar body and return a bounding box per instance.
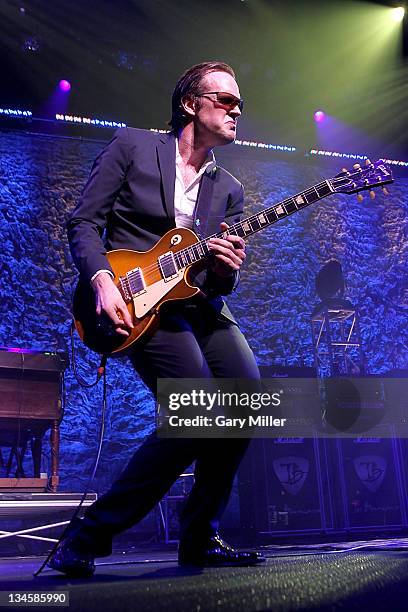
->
[73,227,204,354]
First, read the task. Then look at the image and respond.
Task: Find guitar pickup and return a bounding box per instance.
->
[119,267,146,300]
[158,251,179,281]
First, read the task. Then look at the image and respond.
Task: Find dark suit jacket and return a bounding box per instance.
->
[67,128,244,322]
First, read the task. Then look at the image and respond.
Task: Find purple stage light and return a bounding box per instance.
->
[314,110,325,123]
[59,79,71,92]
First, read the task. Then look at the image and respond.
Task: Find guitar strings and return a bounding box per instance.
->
[129,178,332,282]
[124,169,380,285]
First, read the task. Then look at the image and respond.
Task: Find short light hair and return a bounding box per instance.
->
[169,61,236,132]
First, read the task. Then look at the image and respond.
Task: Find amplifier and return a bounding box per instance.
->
[259,365,317,379]
[333,436,407,530]
[239,436,330,536]
[0,348,68,420]
[0,348,68,372]
[239,368,408,538]
[238,365,329,537]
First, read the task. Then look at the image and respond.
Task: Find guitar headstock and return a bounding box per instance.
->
[331,159,393,198]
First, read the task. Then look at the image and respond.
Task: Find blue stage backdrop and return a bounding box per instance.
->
[0,130,407,494]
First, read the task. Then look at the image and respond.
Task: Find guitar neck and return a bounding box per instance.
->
[174,179,335,269]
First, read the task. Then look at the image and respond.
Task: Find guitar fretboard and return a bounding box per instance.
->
[174,179,334,269]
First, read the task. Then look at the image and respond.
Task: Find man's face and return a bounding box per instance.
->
[192,70,242,146]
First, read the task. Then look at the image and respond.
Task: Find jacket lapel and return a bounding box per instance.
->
[156,132,176,220]
[193,164,225,238]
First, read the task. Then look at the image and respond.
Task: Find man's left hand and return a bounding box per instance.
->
[208,221,246,277]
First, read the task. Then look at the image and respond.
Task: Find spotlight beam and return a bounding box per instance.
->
[391,7,405,23]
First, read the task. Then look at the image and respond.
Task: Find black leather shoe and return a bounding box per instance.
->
[178,534,265,567]
[48,538,95,578]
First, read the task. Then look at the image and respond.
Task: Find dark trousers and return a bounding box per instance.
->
[71,301,259,556]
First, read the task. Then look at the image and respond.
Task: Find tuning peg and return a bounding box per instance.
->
[357,193,364,202]
[353,163,361,170]
[369,190,376,200]
[365,158,372,165]
[342,167,348,173]
[382,187,389,196]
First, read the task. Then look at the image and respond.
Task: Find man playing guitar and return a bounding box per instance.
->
[49,61,264,577]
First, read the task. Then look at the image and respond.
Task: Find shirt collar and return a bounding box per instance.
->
[175,138,216,176]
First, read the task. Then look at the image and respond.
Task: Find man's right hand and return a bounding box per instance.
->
[91,272,134,337]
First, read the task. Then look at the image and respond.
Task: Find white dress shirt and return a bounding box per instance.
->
[174,138,215,229]
[91,138,215,283]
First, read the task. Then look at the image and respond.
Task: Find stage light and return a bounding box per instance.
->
[314,110,325,123]
[115,51,134,71]
[22,37,40,52]
[391,7,405,22]
[234,139,296,152]
[114,51,158,73]
[0,107,32,117]
[309,148,408,167]
[152,129,297,153]
[59,80,71,92]
[55,114,126,128]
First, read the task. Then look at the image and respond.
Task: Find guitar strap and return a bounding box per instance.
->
[192,164,217,240]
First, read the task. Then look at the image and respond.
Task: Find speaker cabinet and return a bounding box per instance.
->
[239,437,331,536]
[334,436,407,531]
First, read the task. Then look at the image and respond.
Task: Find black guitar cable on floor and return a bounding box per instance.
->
[34,322,108,577]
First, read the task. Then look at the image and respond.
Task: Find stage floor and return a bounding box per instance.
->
[2,540,408,611]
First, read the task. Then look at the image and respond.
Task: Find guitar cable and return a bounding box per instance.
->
[69,321,107,388]
[34,323,108,577]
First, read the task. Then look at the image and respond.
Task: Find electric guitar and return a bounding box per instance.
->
[73,160,393,355]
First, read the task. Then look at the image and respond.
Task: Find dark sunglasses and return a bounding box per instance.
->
[196,91,244,113]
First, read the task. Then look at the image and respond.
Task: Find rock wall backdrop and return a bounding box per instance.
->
[0,129,407,515]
